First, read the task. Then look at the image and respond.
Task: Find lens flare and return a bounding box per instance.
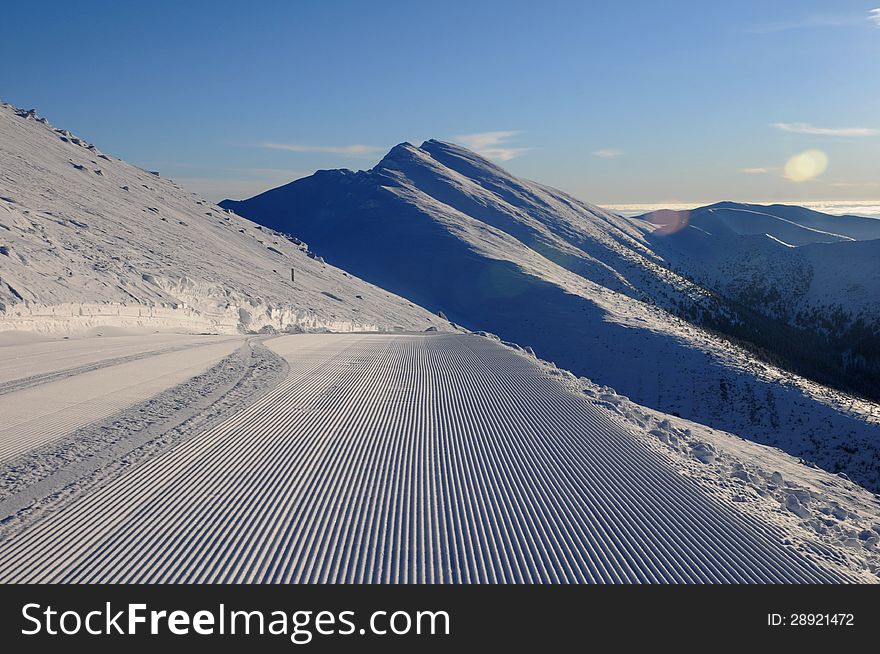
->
[648,209,690,236]
[784,149,827,182]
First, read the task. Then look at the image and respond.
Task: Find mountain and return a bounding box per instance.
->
[638,201,880,245]
[3,111,879,582]
[633,202,880,316]
[631,202,880,396]
[0,103,445,335]
[222,141,880,491]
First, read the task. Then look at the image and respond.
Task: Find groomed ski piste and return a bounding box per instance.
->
[1,332,877,583]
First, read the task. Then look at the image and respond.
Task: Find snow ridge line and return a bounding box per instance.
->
[0,334,860,582]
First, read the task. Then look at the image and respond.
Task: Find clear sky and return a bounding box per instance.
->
[2,1,879,206]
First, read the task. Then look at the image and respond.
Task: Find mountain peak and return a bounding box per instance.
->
[368,140,508,181]
[420,138,485,159]
[419,138,463,152]
[420,138,511,177]
[387,141,417,154]
[372,141,434,174]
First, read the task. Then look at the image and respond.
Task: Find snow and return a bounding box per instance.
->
[1,103,878,583]
[641,202,880,243]
[223,140,880,492]
[0,331,231,391]
[0,333,243,462]
[633,201,880,324]
[798,239,880,317]
[536,343,880,578]
[0,336,286,525]
[765,233,795,248]
[0,102,446,336]
[0,333,870,582]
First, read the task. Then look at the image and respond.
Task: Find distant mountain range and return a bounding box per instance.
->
[632,202,880,398]
[223,141,880,490]
[635,201,880,319]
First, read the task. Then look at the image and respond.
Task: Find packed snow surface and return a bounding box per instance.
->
[0,334,874,583]
[0,102,444,335]
[0,333,242,462]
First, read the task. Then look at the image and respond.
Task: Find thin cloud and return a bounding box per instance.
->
[593,148,624,158]
[871,8,880,26]
[738,167,773,174]
[772,122,880,137]
[452,131,531,161]
[828,181,880,188]
[177,176,305,201]
[259,142,385,157]
[746,13,864,34]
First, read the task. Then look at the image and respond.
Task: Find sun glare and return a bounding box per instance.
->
[648,209,691,235]
[784,149,828,182]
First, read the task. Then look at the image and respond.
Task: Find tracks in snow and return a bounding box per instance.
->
[0,338,287,531]
[0,334,860,582]
[0,333,234,392]
[0,337,242,464]
[0,339,233,397]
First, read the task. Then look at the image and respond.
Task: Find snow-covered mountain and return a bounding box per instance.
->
[631,202,880,398]
[223,141,880,491]
[633,202,880,321]
[639,201,880,244]
[0,103,445,335]
[223,141,718,314]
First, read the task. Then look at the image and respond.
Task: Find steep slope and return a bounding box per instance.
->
[0,103,444,335]
[224,141,715,315]
[223,142,880,491]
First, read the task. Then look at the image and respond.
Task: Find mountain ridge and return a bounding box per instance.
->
[630,201,880,396]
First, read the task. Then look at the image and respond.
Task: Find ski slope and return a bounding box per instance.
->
[0,332,235,391]
[0,334,242,462]
[0,334,861,583]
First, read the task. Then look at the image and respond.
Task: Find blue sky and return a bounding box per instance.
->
[2,1,879,205]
